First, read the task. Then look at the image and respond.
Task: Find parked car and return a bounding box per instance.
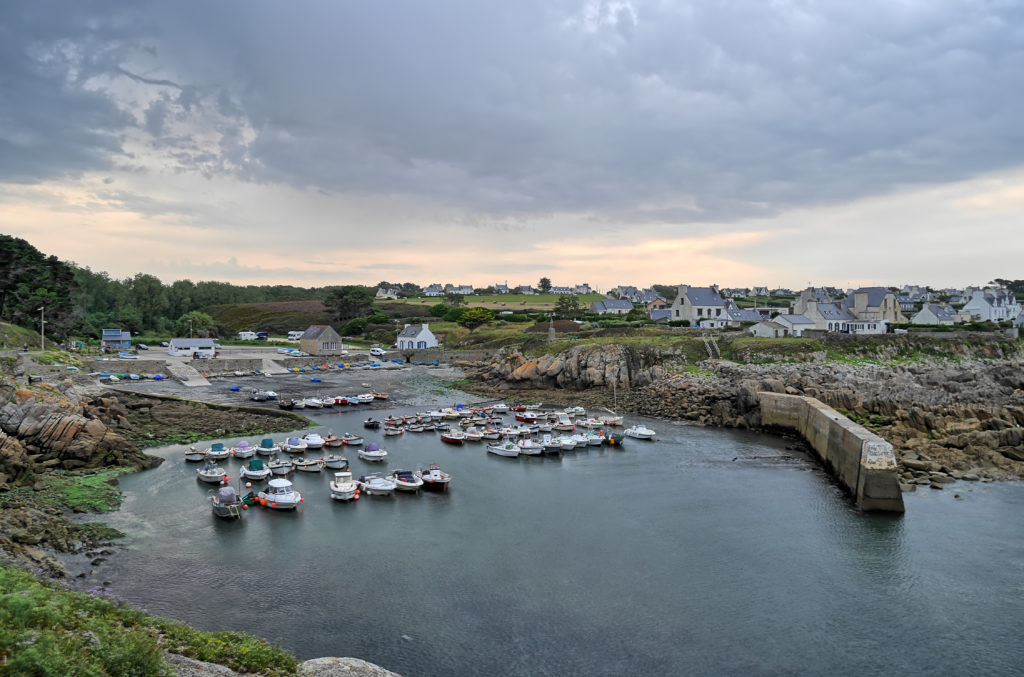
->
[369,347,386,356]
[160,341,169,347]
[136,343,148,350]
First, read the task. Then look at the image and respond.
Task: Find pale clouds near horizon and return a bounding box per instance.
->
[2,0,1023,289]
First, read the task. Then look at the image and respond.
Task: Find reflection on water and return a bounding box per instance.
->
[94,410,1024,676]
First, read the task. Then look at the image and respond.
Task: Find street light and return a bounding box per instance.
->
[37,306,45,351]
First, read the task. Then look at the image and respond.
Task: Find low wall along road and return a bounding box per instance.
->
[759,392,905,513]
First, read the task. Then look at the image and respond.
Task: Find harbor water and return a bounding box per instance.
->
[98,407,1024,676]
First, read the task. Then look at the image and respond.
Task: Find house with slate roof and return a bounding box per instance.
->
[841,287,907,324]
[962,288,1021,322]
[396,323,438,350]
[375,287,399,300]
[573,283,592,295]
[803,302,888,334]
[495,283,510,294]
[101,329,132,352]
[551,286,573,295]
[299,325,345,356]
[423,283,444,297]
[911,304,962,325]
[590,299,635,315]
[669,285,727,325]
[650,308,672,323]
[750,321,789,338]
[773,314,816,337]
[790,287,835,315]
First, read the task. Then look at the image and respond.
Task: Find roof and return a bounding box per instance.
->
[774,314,815,325]
[922,304,957,321]
[842,287,891,309]
[398,324,426,338]
[726,309,763,323]
[300,325,338,340]
[601,299,634,310]
[684,286,726,307]
[816,303,857,321]
[650,309,672,322]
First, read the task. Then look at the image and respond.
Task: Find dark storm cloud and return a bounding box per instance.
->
[4,0,1024,224]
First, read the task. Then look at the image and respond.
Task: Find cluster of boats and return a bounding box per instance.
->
[267,391,388,410]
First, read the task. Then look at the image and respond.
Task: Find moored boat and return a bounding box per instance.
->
[209,485,244,519]
[419,463,452,491]
[487,441,520,457]
[624,424,656,440]
[184,446,206,462]
[357,473,396,496]
[293,457,324,473]
[256,438,281,456]
[358,442,388,462]
[267,456,294,475]
[340,433,364,446]
[363,418,381,429]
[239,457,271,481]
[302,432,326,450]
[231,440,255,459]
[197,461,229,484]
[257,478,303,510]
[282,436,308,454]
[322,433,342,448]
[322,453,348,470]
[517,437,543,455]
[329,470,360,501]
[388,469,424,492]
[204,442,230,460]
[440,430,465,445]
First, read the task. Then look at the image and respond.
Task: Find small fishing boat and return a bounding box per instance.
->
[209,485,244,519]
[517,438,543,456]
[486,441,520,457]
[406,424,426,433]
[267,456,294,476]
[302,433,326,450]
[293,457,324,473]
[340,433,364,446]
[363,418,381,429]
[383,426,404,437]
[372,392,389,400]
[599,413,624,426]
[356,393,375,404]
[302,397,324,409]
[231,440,255,459]
[277,398,295,410]
[419,463,452,492]
[388,469,424,492]
[184,446,206,462]
[490,403,509,413]
[256,438,281,456]
[440,431,465,445]
[540,434,562,454]
[357,473,396,496]
[322,433,343,448]
[463,427,484,442]
[624,424,656,440]
[204,442,230,460]
[197,461,229,484]
[322,453,349,470]
[257,478,303,510]
[329,470,360,501]
[282,436,308,454]
[358,443,388,462]
[239,457,271,481]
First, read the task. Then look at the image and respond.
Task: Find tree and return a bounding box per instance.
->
[444,293,465,307]
[554,295,582,320]
[458,307,493,332]
[175,311,216,337]
[325,285,375,322]
[538,277,552,293]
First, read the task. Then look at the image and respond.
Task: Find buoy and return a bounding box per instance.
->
[299,497,304,503]
[242,504,248,510]
[260,498,267,506]
[222,475,229,481]
[271,502,277,507]
[245,482,252,488]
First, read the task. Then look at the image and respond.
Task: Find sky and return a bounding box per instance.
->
[2,0,1023,292]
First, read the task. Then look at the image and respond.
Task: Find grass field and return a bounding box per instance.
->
[384,294,606,311]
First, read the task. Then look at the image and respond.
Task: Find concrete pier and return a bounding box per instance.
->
[759,392,905,513]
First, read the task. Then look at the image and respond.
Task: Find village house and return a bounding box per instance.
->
[494,283,510,294]
[443,284,475,295]
[396,323,438,350]
[650,308,672,322]
[911,304,963,325]
[299,325,345,356]
[423,283,444,297]
[590,299,635,315]
[573,283,592,295]
[375,287,399,300]
[669,285,727,325]
[749,321,789,338]
[517,285,535,295]
[961,287,1021,322]
[100,328,132,352]
[772,314,816,337]
[841,287,907,324]
[167,338,215,358]
[646,297,668,313]
[550,286,573,295]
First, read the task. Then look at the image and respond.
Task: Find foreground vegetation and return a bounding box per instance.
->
[0,562,299,676]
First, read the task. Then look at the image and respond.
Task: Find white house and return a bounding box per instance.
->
[750,321,789,338]
[669,285,727,325]
[423,284,444,297]
[773,314,816,337]
[168,338,215,358]
[961,288,1021,322]
[911,304,960,326]
[375,287,399,300]
[396,323,438,350]
[590,299,634,315]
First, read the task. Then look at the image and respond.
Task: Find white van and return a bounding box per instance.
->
[287,330,304,341]
[237,331,257,341]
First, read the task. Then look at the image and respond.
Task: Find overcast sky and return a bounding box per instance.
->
[2,0,1023,291]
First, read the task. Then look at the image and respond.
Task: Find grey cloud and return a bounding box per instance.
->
[5,0,1024,228]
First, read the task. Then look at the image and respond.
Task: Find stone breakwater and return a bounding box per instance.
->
[465,345,1024,485]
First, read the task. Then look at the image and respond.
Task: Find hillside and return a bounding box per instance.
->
[204,300,331,334]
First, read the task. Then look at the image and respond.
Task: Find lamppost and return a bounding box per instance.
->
[37,306,45,351]
[189,318,194,338]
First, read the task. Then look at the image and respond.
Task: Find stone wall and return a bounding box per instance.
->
[759,392,904,513]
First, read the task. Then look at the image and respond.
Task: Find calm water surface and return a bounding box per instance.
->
[99,407,1024,676]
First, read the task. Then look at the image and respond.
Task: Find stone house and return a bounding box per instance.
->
[669,285,727,325]
[841,287,907,324]
[299,325,345,356]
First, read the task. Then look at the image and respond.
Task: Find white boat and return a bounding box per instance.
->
[184,446,206,462]
[572,433,590,449]
[357,473,396,496]
[302,433,325,450]
[383,426,404,436]
[282,437,308,454]
[580,418,605,429]
[419,463,452,491]
[388,469,424,492]
[540,434,562,454]
[463,427,484,442]
[340,433,364,446]
[557,435,577,451]
[491,403,509,413]
[209,485,244,519]
[302,397,324,409]
[517,438,543,455]
[599,414,624,426]
[567,406,586,416]
[440,430,466,445]
[322,453,348,470]
[257,478,303,510]
[487,441,520,457]
[586,431,605,446]
[231,440,255,459]
[293,457,324,473]
[204,442,230,460]
[329,470,360,501]
[268,457,294,475]
[196,462,229,484]
[482,428,501,440]
[624,424,656,440]
[356,393,375,404]
[256,438,281,456]
[239,457,271,481]
[322,433,343,448]
[554,413,576,432]
[358,442,388,462]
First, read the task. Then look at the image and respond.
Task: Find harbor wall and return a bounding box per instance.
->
[758,392,905,513]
